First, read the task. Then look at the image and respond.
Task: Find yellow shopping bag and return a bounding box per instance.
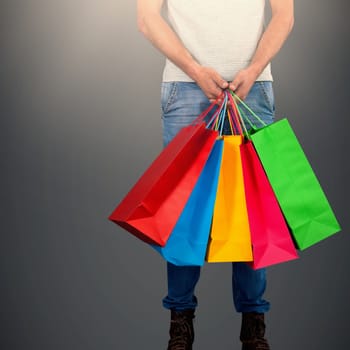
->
[206,135,253,262]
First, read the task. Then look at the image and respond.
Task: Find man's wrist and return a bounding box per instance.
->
[247,62,265,79]
[186,61,202,82]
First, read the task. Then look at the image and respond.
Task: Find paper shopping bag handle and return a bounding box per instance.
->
[206,91,249,137]
[229,90,268,132]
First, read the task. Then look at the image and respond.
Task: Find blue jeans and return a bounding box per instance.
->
[160,82,275,313]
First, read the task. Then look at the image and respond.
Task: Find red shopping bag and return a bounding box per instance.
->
[240,141,299,269]
[109,120,219,246]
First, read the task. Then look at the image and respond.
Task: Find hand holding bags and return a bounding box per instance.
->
[109,89,341,268]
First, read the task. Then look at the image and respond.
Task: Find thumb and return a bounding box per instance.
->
[229,76,242,91]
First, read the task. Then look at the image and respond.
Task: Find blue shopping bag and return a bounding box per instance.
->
[153,140,223,266]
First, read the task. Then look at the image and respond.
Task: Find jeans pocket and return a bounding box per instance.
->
[257,81,275,114]
[161,82,178,115]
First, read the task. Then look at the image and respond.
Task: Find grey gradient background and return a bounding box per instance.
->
[1,1,349,349]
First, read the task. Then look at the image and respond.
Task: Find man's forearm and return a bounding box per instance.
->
[229,0,294,99]
[249,3,294,76]
[137,0,228,100]
[137,4,200,81]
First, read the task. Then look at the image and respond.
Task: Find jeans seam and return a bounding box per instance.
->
[257,82,274,113]
[163,82,178,115]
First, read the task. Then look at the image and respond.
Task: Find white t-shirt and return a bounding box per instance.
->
[162,0,273,82]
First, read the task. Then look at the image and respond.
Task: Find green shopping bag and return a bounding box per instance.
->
[232,92,341,250]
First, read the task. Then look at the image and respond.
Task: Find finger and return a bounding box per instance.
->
[209,99,222,105]
[210,86,224,100]
[229,80,241,92]
[215,97,224,105]
[229,74,243,91]
[212,73,229,90]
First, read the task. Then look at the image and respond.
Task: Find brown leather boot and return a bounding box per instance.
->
[240,312,270,350]
[167,309,195,350]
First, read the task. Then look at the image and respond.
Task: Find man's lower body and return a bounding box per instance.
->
[161,81,275,349]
